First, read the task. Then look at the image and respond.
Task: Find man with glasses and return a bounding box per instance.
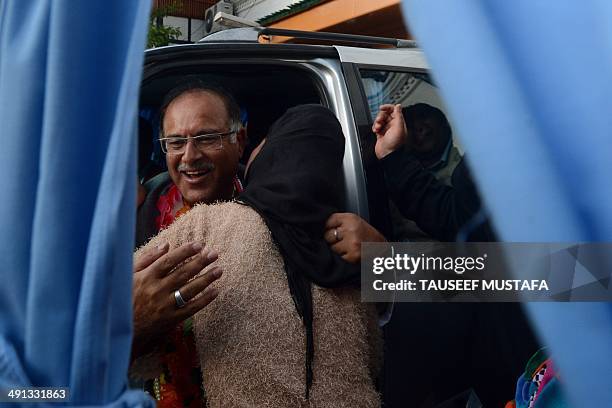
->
[131,83,246,402]
[137,83,246,247]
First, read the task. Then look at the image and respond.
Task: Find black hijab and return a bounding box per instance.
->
[239,104,360,398]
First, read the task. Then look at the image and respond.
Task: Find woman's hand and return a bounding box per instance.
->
[324,213,386,263]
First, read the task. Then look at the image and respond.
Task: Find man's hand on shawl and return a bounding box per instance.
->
[324,213,386,264]
[373,104,409,159]
[131,242,222,359]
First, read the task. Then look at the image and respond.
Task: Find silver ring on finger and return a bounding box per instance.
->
[174,289,187,309]
[334,228,340,242]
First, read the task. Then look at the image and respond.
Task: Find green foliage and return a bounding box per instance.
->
[147,2,183,48]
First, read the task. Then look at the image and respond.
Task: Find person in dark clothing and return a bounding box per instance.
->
[376,103,495,242]
[402,103,452,169]
[373,103,539,407]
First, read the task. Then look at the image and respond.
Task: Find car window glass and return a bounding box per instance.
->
[360,68,464,153]
[359,69,468,241]
[361,70,447,119]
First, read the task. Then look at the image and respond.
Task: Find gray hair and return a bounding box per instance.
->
[158,80,241,138]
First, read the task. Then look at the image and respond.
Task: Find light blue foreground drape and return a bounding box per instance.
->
[401,1,612,406]
[0,1,154,405]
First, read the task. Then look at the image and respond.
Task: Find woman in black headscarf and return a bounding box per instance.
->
[239,104,365,397]
[137,105,380,407]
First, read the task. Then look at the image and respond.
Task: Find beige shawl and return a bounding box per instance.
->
[136,201,380,407]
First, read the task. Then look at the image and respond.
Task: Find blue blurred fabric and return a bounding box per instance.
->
[401,1,612,406]
[0,1,154,406]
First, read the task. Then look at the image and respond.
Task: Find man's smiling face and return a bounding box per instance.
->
[163,90,245,206]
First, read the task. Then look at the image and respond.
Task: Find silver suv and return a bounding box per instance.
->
[140,27,450,239]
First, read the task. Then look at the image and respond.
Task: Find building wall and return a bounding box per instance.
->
[154,0,410,42]
[268,0,410,40]
[163,16,206,42]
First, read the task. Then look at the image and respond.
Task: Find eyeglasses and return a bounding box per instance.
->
[159,130,237,154]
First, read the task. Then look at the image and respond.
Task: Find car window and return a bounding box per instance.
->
[357,68,471,241]
[361,70,447,119]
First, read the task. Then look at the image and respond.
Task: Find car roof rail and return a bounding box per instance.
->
[260,28,417,48]
[199,27,417,49]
